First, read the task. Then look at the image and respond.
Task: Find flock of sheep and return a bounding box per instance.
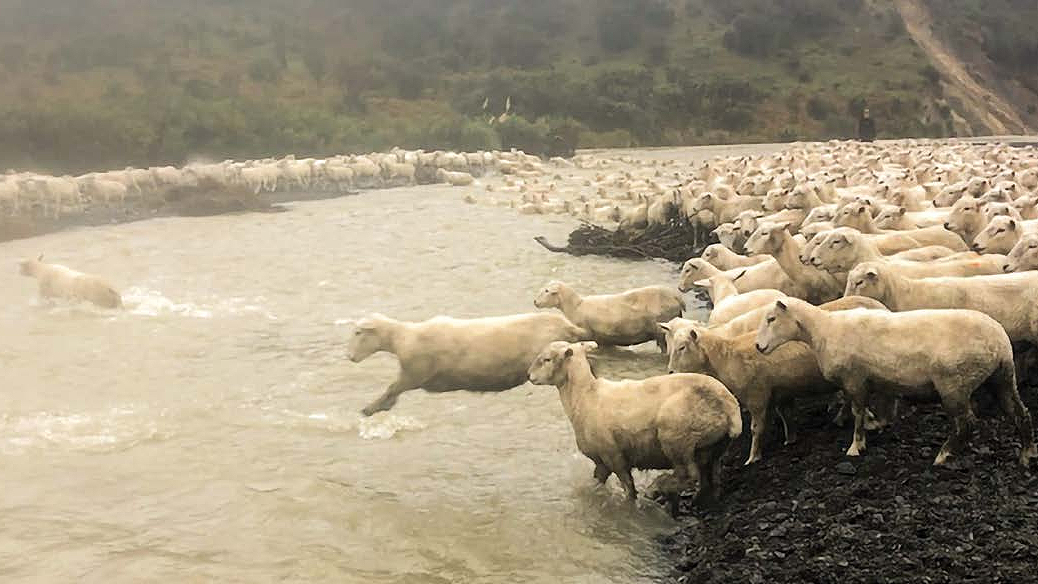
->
[347,138,1038,512]
[16,137,1038,515]
[0,148,567,219]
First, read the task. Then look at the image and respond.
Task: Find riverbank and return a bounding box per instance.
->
[659,386,1038,583]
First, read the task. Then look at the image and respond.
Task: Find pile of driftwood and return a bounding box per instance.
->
[534,211,714,264]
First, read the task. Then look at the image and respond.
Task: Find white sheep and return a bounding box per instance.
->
[18,255,122,308]
[436,169,475,186]
[755,298,1036,466]
[527,341,742,507]
[845,262,1038,345]
[534,281,684,347]
[346,312,589,415]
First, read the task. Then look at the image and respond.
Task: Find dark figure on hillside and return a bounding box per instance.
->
[857,108,876,142]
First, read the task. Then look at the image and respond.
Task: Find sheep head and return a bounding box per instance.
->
[345,315,387,363]
[527,341,596,387]
[755,300,800,354]
[534,281,567,309]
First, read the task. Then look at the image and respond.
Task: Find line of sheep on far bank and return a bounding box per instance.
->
[0,148,579,219]
[16,138,1038,517]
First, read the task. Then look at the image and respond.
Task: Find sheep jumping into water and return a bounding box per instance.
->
[346,312,589,416]
[18,255,123,309]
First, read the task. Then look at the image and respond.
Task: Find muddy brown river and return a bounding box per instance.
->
[0,180,719,583]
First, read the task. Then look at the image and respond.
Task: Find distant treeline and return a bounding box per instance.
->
[0,0,1028,173]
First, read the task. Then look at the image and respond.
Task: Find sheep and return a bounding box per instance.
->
[345,312,589,415]
[711,223,745,252]
[1004,233,1038,272]
[691,273,786,326]
[743,221,843,304]
[943,196,987,244]
[692,191,764,223]
[835,204,969,251]
[526,341,742,508]
[534,281,684,347]
[971,216,1036,254]
[845,262,1038,345]
[700,243,771,270]
[755,298,1036,466]
[18,255,122,308]
[436,169,475,186]
[678,257,798,297]
[668,324,835,464]
[808,227,1004,277]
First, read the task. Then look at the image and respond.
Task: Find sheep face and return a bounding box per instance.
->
[527,341,597,386]
[943,198,983,238]
[701,245,720,264]
[844,264,886,299]
[527,341,572,386]
[755,301,799,354]
[1005,235,1038,273]
[18,255,43,277]
[666,327,708,374]
[762,189,786,212]
[874,207,907,229]
[785,189,811,210]
[678,260,708,293]
[799,232,827,264]
[973,216,1019,254]
[809,230,853,272]
[345,320,383,363]
[713,224,743,251]
[744,222,789,256]
[534,282,565,309]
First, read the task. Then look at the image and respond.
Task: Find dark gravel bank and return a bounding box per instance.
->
[659,386,1038,584]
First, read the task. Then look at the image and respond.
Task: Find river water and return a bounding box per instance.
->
[0,183,703,583]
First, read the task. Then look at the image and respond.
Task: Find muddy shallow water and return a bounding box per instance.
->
[0,183,711,583]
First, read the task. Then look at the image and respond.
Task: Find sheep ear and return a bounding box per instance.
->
[658,323,671,333]
[693,278,710,288]
[775,300,788,311]
[580,341,599,352]
[733,270,747,282]
[865,269,879,279]
[857,206,867,214]
[1008,219,1017,230]
[898,207,907,215]
[37,254,44,261]
[563,347,574,359]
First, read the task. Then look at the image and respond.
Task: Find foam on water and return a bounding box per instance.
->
[0,407,163,454]
[122,287,277,320]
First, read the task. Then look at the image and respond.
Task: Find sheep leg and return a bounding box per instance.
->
[613,466,637,500]
[360,378,416,416]
[844,382,868,457]
[745,402,770,465]
[774,401,797,445]
[934,390,974,465]
[991,366,1037,466]
[593,462,612,485]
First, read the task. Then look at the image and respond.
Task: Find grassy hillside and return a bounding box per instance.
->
[0,0,1027,172]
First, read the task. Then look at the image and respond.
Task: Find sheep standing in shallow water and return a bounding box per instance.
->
[18,255,122,309]
[527,341,742,510]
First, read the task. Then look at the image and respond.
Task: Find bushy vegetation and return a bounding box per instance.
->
[0,0,1020,173]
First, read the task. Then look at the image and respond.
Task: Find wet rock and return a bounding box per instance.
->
[662,388,1038,583]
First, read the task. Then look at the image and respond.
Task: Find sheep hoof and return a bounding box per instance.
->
[845,445,862,457]
[934,451,950,465]
[743,456,760,466]
[783,435,798,446]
